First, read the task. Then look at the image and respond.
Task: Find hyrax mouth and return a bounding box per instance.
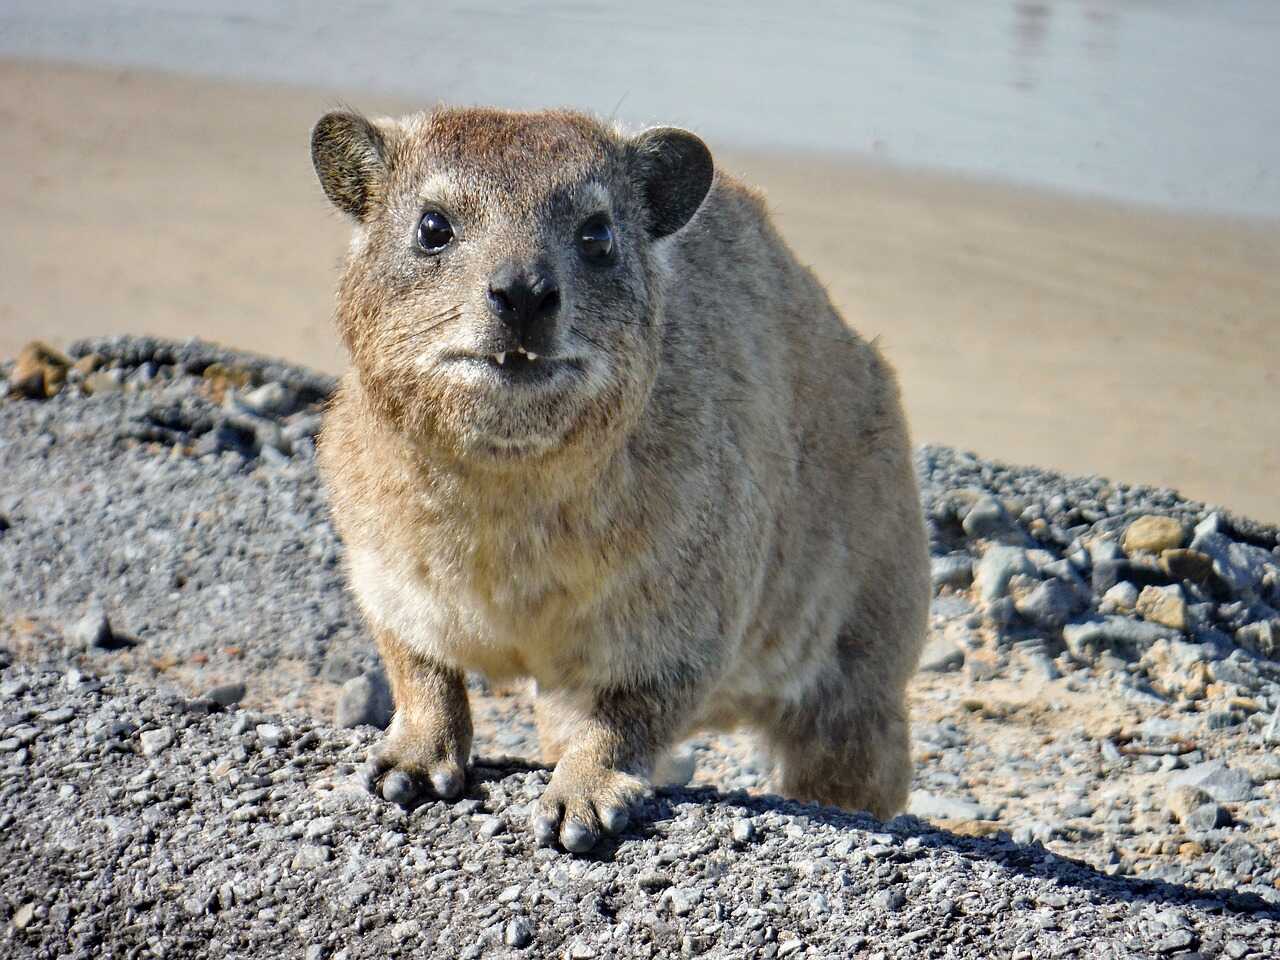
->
[468,344,582,386]
[489,346,540,370]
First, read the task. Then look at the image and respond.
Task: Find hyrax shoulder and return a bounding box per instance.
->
[311,106,929,851]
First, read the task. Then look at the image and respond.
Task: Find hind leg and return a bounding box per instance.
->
[762,685,913,820]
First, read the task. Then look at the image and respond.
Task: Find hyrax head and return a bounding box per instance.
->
[311,107,714,463]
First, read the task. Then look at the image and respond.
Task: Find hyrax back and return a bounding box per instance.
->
[311,106,929,851]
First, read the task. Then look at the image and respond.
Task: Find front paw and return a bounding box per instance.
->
[532,758,649,853]
[358,727,468,807]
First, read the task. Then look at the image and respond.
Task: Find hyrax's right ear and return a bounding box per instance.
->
[311,111,392,221]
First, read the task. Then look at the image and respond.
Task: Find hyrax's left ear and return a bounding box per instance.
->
[311,111,394,221]
[628,127,714,239]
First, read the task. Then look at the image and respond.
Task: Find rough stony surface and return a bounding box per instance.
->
[3,336,1280,955]
[2,658,1277,959]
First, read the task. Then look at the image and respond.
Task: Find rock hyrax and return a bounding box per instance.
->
[311,106,929,852]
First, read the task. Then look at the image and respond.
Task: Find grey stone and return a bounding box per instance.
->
[1264,709,1280,747]
[504,917,533,948]
[984,596,1017,630]
[139,728,174,757]
[1235,619,1278,659]
[70,606,113,650]
[256,723,287,748]
[291,844,332,870]
[1093,580,1132,614]
[283,412,324,442]
[41,706,75,725]
[638,871,672,892]
[1170,761,1255,803]
[1026,652,1061,680]
[930,555,973,590]
[917,632,964,673]
[305,816,336,841]
[662,887,703,917]
[1063,617,1176,660]
[930,594,974,619]
[730,819,755,844]
[203,682,246,707]
[1206,710,1245,729]
[389,919,422,942]
[1191,526,1273,599]
[962,495,1018,540]
[195,420,257,458]
[1184,803,1232,831]
[907,791,994,821]
[335,671,394,730]
[874,888,907,912]
[321,650,364,684]
[974,547,1035,602]
[1153,929,1197,954]
[1014,577,1080,628]
[238,382,301,418]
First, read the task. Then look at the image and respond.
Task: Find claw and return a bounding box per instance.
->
[431,767,464,799]
[560,820,599,854]
[381,769,418,806]
[599,805,630,835]
[532,814,560,847]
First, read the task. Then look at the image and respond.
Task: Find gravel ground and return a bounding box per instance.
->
[2,336,1279,956]
[2,658,1277,959]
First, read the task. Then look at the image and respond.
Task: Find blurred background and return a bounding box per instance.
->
[1,1,1276,521]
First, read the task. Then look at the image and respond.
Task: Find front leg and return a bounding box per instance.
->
[533,679,689,853]
[359,628,473,805]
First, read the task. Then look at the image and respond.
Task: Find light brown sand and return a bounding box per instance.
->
[3,60,1277,523]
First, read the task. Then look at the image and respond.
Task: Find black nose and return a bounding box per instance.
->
[486,263,560,338]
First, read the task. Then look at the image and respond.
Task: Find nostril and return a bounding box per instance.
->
[537,288,561,318]
[487,286,514,318]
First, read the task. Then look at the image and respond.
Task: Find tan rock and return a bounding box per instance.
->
[82,370,122,396]
[1167,785,1212,825]
[1136,584,1187,631]
[1183,662,1211,700]
[71,352,102,377]
[9,340,70,399]
[1123,515,1186,555]
[937,819,1004,838]
[1160,548,1215,586]
[202,362,253,404]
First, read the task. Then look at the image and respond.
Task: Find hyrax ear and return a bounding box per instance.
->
[311,111,393,221]
[628,127,714,239]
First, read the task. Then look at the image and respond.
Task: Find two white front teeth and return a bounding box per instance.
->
[494,346,538,365]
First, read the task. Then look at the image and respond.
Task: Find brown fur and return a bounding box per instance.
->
[311,106,929,851]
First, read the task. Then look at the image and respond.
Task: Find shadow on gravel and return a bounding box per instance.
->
[435,756,1278,916]
[630,785,1279,918]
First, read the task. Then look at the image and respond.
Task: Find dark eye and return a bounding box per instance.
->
[416,210,454,253]
[578,215,615,263]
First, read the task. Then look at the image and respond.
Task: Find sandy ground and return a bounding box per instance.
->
[3,59,1277,523]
